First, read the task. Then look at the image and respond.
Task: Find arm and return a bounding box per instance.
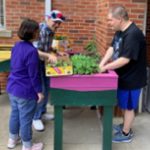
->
[99,47,114,68]
[38,50,57,63]
[37,26,57,63]
[27,50,44,102]
[38,50,48,59]
[100,57,130,72]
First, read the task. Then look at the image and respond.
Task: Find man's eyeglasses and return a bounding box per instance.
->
[54,21,61,25]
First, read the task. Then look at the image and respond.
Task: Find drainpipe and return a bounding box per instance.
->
[45,0,52,17]
[143,0,147,36]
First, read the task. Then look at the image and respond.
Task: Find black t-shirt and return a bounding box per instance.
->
[111,22,147,90]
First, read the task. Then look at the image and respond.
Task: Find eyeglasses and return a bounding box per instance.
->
[54,21,61,25]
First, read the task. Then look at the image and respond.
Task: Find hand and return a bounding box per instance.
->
[47,53,57,63]
[99,66,107,73]
[99,61,105,69]
[37,93,44,103]
[99,64,103,69]
[57,51,69,57]
[99,63,104,72]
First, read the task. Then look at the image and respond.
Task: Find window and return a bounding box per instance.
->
[0,0,5,29]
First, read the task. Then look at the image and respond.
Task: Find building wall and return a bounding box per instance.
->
[1,0,98,52]
[96,0,110,56]
[0,0,148,53]
[0,0,149,92]
[0,0,45,44]
[96,0,147,56]
[52,0,98,52]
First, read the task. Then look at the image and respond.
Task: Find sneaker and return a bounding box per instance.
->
[112,131,133,143]
[32,120,44,131]
[113,124,134,137]
[22,142,43,150]
[7,138,21,149]
[42,113,54,121]
[113,123,123,133]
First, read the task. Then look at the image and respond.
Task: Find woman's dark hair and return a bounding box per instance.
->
[18,18,39,41]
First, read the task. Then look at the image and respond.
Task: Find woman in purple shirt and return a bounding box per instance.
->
[7,18,44,150]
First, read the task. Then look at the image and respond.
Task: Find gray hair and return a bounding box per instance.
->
[109,5,129,21]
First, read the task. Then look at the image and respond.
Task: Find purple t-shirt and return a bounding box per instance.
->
[7,41,42,100]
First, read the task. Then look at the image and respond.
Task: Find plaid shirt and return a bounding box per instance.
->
[37,22,54,52]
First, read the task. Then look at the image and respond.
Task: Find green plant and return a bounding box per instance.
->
[71,54,99,75]
[85,40,97,53]
[84,39,101,63]
[47,59,71,67]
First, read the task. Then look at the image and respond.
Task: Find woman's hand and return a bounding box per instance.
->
[37,93,44,103]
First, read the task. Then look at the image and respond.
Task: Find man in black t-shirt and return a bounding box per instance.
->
[99,5,147,143]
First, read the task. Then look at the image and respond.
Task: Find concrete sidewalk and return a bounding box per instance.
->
[0,93,150,150]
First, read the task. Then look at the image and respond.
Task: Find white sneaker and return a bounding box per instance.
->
[22,142,43,150]
[42,113,54,121]
[7,138,21,149]
[32,120,44,131]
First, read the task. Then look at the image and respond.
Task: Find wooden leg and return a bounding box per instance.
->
[102,106,113,150]
[54,106,63,150]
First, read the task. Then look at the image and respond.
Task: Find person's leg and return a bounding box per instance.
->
[9,94,20,137]
[112,89,141,143]
[40,74,49,114]
[7,94,20,148]
[18,97,37,148]
[19,98,43,150]
[33,62,49,120]
[33,62,53,131]
[122,109,135,134]
[122,89,141,134]
[113,89,128,132]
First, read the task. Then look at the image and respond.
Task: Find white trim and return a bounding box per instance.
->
[138,88,143,113]
[0,0,5,29]
[45,0,51,19]
[143,0,148,35]
[0,29,12,37]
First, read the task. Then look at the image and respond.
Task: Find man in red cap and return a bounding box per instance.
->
[33,10,65,131]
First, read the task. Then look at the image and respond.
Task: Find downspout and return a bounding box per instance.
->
[143,0,148,36]
[45,0,52,17]
[138,0,148,113]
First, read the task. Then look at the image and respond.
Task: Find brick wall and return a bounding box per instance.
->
[0,0,45,92]
[0,0,45,44]
[52,0,98,52]
[0,0,148,92]
[1,0,148,53]
[0,0,99,91]
[0,72,9,93]
[1,0,98,51]
[146,0,150,66]
[96,0,110,56]
[96,0,147,57]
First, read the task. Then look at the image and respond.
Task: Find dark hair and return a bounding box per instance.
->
[18,18,39,41]
[109,5,129,21]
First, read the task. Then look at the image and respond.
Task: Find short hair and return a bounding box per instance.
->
[109,5,129,21]
[18,18,39,41]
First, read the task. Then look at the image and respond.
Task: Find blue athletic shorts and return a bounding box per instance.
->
[117,89,141,110]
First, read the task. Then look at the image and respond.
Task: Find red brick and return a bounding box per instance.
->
[1,0,148,60]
